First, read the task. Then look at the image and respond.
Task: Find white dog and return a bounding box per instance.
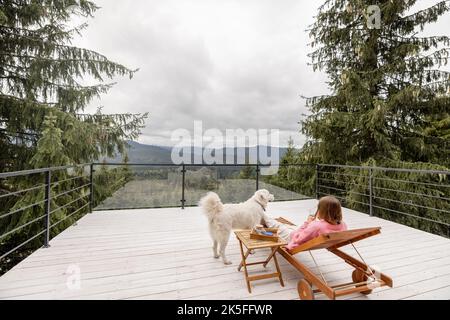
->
[199,189,274,265]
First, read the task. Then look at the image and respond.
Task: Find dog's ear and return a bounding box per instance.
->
[258,191,269,203]
[262,190,274,202]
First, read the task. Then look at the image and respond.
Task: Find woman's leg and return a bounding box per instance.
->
[262,213,296,240]
[263,213,283,228]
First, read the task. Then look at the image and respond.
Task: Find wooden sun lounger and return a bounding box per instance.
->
[274,218,393,300]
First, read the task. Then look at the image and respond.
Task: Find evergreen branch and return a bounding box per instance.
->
[0,22,88,42]
[0,50,137,76]
[400,0,450,23]
[0,52,136,71]
[405,47,450,62]
[0,68,116,100]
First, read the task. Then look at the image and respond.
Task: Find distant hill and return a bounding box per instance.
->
[105,141,288,164]
[122,142,174,163]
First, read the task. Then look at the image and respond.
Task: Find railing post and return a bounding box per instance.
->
[181,164,186,210]
[44,170,51,248]
[89,163,94,213]
[315,164,320,200]
[369,167,373,217]
[256,164,260,191]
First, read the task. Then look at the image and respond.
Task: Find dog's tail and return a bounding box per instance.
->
[199,192,223,222]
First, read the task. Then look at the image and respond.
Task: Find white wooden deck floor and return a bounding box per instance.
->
[0,200,449,300]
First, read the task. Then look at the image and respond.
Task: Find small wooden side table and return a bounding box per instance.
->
[234,230,288,293]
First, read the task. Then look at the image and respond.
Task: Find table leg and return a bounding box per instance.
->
[272,248,285,287]
[263,247,277,268]
[238,249,251,272]
[238,240,252,293]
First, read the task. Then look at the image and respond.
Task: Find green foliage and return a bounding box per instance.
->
[239,166,255,179]
[239,154,256,179]
[30,113,71,167]
[0,1,147,273]
[320,159,450,237]
[259,138,316,198]
[301,0,450,166]
[93,163,133,209]
[292,1,450,236]
[0,0,148,171]
[185,168,218,191]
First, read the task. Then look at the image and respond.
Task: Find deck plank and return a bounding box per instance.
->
[0,199,449,300]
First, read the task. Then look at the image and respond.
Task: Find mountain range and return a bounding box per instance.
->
[106,141,288,164]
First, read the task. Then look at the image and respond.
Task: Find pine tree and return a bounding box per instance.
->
[300,0,450,167]
[295,1,450,236]
[30,112,71,167]
[0,1,148,272]
[239,154,255,179]
[0,1,148,171]
[261,137,316,198]
[278,137,297,181]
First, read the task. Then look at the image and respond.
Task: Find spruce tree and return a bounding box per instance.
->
[0,1,148,272]
[0,1,148,171]
[295,1,450,236]
[300,0,450,167]
[263,137,316,198]
[278,137,297,181]
[239,154,255,179]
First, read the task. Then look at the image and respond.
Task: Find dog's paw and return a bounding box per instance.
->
[214,254,220,259]
[223,260,232,265]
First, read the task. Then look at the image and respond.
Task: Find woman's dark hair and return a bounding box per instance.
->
[316,196,343,225]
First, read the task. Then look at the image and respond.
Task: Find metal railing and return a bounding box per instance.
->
[0,164,93,264]
[315,164,450,237]
[1,162,449,271]
[90,162,449,237]
[91,163,315,210]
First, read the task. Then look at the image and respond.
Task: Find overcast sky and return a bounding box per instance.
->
[72,0,449,148]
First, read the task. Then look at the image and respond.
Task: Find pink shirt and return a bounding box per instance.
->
[285,220,348,250]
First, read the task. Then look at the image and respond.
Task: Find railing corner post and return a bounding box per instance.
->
[44,170,51,248]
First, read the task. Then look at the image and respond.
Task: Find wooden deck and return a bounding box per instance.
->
[0,199,449,300]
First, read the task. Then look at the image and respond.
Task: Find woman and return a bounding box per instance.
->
[263,195,347,250]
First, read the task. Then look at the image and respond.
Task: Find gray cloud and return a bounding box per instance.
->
[72,0,449,148]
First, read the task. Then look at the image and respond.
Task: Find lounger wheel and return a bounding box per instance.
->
[297,279,314,300]
[352,269,373,295]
